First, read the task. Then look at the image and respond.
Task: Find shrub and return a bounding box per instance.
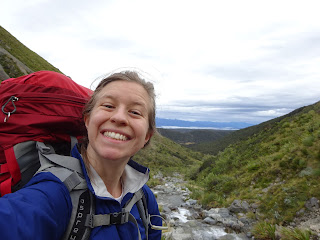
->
[280,227,313,240]
[302,136,314,147]
[201,191,225,207]
[204,173,237,194]
[252,221,276,240]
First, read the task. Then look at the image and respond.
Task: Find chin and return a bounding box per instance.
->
[100,152,130,162]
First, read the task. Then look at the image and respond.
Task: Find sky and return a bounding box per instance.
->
[1,0,320,124]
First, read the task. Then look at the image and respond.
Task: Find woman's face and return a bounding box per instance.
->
[85,80,152,164]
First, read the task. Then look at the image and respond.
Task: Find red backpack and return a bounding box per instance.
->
[0,71,92,196]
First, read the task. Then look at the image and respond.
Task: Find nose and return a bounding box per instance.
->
[110,108,128,126]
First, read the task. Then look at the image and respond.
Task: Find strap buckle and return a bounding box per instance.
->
[110,211,129,225]
[85,214,94,228]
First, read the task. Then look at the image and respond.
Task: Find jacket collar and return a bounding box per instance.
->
[71,145,149,200]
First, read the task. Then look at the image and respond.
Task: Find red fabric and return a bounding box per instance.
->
[0,163,8,173]
[0,71,93,150]
[4,147,21,185]
[1,71,91,97]
[0,71,93,193]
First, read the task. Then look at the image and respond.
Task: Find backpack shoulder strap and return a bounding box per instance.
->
[134,189,149,238]
[36,141,94,240]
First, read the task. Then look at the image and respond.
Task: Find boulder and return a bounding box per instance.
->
[228,200,250,213]
[305,197,319,210]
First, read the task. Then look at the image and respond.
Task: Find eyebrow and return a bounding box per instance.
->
[100,94,148,109]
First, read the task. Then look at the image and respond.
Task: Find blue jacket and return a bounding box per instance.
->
[0,146,162,240]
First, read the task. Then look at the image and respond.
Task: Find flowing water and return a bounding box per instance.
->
[152,177,249,240]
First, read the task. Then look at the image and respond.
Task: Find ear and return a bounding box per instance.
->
[84,115,89,129]
[144,130,153,146]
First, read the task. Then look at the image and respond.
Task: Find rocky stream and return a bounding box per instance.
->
[152,173,252,240]
[151,173,320,240]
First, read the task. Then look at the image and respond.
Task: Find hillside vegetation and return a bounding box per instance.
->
[133,133,204,181]
[190,105,308,155]
[157,128,234,146]
[189,101,320,224]
[0,25,62,81]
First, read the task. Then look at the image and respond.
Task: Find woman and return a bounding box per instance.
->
[0,71,162,240]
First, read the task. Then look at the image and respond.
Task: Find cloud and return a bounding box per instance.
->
[1,0,320,125]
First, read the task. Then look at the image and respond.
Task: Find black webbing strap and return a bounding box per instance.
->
[84,189,146,240]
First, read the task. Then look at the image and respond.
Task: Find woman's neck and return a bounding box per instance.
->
[88,157,127,198]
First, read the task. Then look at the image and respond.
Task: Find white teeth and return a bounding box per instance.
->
[103,131,128,141]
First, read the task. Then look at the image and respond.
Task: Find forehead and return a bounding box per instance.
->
[97,80,151,108]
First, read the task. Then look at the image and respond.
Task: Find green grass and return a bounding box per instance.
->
[190,104,320,224]
[0,25,62,80]
[133,133,204,178]
[251,221,277,240]
[280,227,314,240]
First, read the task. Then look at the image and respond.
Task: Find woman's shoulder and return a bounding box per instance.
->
[25,171,72,205]
[141,184,158,208]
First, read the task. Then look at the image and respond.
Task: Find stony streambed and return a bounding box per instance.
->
[151,174,251,240]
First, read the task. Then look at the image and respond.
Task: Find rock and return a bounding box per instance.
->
[169,205,178,211]
[296,208,305,217]
[239,217,250,225]
[241,201,250,212]
[299,167,314,177]
[218,234,237,240]
[310,223,320,234]
[194,204,203,211]
[203,217,217,225]
[228,200,250,213]
[169,227,192,240]
[186,199,197,206]
[162,205,171,213]
[218,208,231,218]
[250,203,259,213]
[191,211,201,219]
[186,220,198,228]
[305,197,319,210]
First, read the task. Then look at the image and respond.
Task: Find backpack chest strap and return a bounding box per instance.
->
[85,210,130,227]
[84,189,147,240]
[85,212,142,240]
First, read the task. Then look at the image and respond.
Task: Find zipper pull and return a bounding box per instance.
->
[4,112,10,123]
[2,96,19,122]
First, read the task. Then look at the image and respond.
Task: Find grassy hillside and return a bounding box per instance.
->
[157,128,234,145]
[133,133,204,181]
[189,101,320,224]
[0,26,62,80]
[190,105,308,155]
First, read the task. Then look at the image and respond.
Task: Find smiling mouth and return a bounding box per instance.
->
[103,131,128,141]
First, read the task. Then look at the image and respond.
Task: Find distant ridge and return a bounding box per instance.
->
[156,117,253,130]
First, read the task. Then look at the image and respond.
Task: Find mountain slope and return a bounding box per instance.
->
[133,133,204,176]
[190,104,310,155]
[157,128,234,145]
[0,25,62,81]
[190,100,320,223]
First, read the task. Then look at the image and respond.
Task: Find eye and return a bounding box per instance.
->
[130,110,142,116]
[103,104,114,109]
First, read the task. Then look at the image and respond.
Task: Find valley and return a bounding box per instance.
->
[1,25,320,239]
